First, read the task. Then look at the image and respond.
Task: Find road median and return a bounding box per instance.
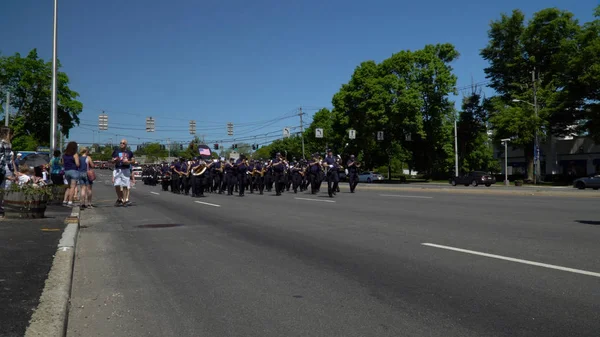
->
[24,206,81,337]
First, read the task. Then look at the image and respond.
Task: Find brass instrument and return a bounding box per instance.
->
[192,161,207,176]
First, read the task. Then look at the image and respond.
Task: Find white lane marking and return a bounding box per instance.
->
[195,201,221,207]
[380,194,433,199]
[422,243,600,278]
[294,197,336,203]
[150,192,160,195]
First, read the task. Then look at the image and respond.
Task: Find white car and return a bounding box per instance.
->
[358,171,384,183]
[132,166,142,179]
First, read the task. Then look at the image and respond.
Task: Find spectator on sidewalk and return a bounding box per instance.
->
[77,147,93,209]
[50,150,64,185]
[62,141,80,207]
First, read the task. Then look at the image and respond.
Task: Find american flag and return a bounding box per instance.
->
[199,148,211,156]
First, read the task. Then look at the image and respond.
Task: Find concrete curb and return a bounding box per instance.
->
[24,206,81,337]
[356,185,600,198]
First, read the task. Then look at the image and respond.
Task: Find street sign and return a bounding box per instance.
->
[283,127,290,138]
[227,122,234,136]
[145,117,155,132]
[98,113,108,131]
[349,129,356,140]
[315,128,323,138]
[377,131,384,141]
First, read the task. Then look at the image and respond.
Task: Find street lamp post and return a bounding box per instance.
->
[512,98,539,184]
[50,0,59,151]
[501,138,511,186]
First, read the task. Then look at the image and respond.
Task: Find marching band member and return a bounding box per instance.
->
[235,155,248,197]
[323,149,340,197]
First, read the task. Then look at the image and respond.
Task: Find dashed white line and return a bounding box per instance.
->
[422,243,600,278]
[294,197,336,203]
[150,192,160,195]
[195,200,221,207]
[380,194,433,199]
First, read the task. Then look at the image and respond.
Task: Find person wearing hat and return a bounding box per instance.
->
[346,154,360,193]
[323,149,340,197]
[270,152,286,196]
[224,158,236,195]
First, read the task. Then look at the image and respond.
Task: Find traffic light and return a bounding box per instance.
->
[214,143,219,150]
[234,144,238,149]
[251,144,256,150]
[179,144,183,150]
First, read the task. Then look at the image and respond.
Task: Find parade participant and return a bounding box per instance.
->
[323,149,340,197]
[290,159,303,193]
[271,153,286,196]
[346,154,360,193]
[170,159,181,194]
[212,157,224,194]
[225,158,236,195]
[161,162,171,191]
[235,156,248,197]
[307,153,320,194]
[264,160,274,192]
[112,139,134,207]
[253,159,265,195]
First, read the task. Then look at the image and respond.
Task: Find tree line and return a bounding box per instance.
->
[255,6,600,180]
[2,6,599,181]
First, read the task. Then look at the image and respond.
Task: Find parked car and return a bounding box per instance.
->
[358,171,384,183]
[449,171,496,187]
[572,175,600,190]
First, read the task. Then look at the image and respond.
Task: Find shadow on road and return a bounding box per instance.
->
[575,220,600,225]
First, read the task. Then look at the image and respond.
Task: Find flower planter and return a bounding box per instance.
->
[3,190,49,219]
[49,185,68,205]
[514,181,523,187]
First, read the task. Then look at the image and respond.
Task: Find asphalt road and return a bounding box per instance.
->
[0,206,69,337]
[67,172,600,337]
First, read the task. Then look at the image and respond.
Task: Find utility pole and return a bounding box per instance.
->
[502,138,511,186]
[167,138,171,158]
[532,69,540,185]
[50,0,58,151]
[454,112,459,177]
[299,107,305,159]
[4,91,9,127]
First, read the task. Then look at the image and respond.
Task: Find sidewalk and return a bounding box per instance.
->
[0,205,71,337]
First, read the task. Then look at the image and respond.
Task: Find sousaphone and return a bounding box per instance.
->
[192,163,207,176]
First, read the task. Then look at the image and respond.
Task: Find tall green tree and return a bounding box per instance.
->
[0,49,82,147]
[481,8,582,180]
[457,88,498,173]
[570,6,600,141]
[331,44,459,177]
[303,108,334,156]
[143,143,168,163]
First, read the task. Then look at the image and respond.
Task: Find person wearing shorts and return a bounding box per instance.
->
[112,139,135,207]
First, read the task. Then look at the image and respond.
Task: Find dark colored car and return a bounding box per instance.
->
[449,171,496,187]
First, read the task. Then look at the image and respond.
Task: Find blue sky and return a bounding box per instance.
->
[1,0,596,150]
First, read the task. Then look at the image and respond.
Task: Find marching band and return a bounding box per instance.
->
[141,151,361,198]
